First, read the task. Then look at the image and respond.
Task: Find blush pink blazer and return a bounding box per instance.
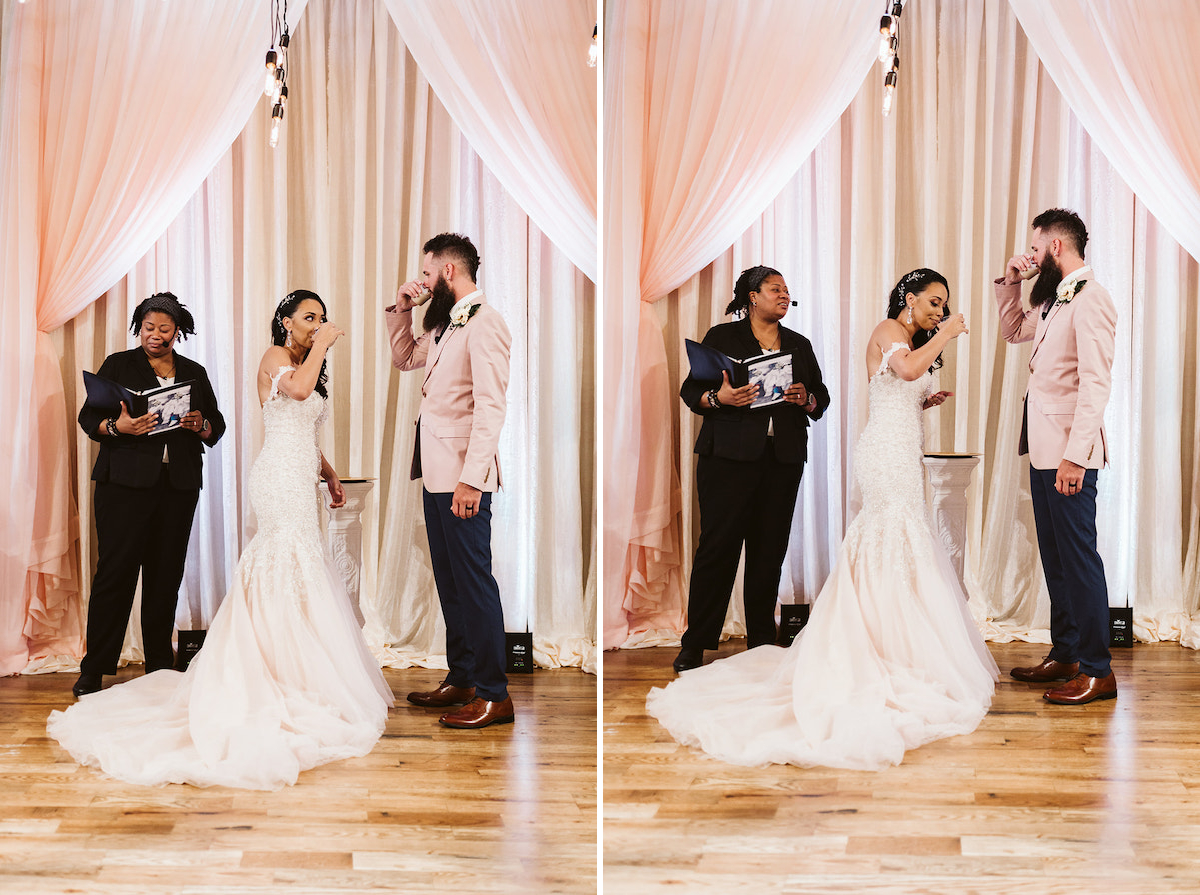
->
[386,296,511,493]
[995,276,1117,471]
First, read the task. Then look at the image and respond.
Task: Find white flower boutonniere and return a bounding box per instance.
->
[449,303,482,330]
[1055,279,1086,305]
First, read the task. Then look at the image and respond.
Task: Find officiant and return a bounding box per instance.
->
[73,292,226,698]
[673,266,829,673]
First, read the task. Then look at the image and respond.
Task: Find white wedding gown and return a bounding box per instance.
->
[647,344,998,770]
[48,368,393,789]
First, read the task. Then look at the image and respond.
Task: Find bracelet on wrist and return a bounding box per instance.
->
[105,417,119,437]
[707,388,721,409]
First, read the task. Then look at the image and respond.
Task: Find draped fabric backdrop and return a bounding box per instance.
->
[602,0,881,649]
[382,0,597,282]
[0,0,307,676]
[3,0,597,676]
[606,0,1200,650]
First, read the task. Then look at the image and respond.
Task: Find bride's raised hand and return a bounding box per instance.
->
[938,313,968,339]
[312,322,344,351]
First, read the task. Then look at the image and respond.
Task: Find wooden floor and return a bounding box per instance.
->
[0,666,596,895]
[604,639,1200,895]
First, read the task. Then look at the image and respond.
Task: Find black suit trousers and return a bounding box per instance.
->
[681,440,805,652]
[81,465,200,676]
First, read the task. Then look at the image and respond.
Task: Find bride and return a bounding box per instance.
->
[48,290,393,790]
[647,269,998,770]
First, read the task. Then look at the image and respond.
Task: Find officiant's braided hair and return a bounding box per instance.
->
[272,289,330,399]
[888,268,950,372]
[726,265,783,316]
[129,292,195,342]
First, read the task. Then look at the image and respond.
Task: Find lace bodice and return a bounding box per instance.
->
[854,343,933,514]
[248,366,328,539]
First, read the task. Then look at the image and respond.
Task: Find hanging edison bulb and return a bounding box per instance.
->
[264,49,278,96]
[882,70,898,117]
[269,103,284,148]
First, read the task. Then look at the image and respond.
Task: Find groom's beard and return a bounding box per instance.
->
[1028,254,1064,308]
[421,275,458,333]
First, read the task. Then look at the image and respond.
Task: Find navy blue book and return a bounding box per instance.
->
[684,339,790,408]
[82,370,194,435]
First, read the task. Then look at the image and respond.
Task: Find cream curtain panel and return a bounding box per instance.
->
[602,0,881,649]
[381,0,597,281]
[18,0,595,675]
[1008,0,1200,265]
[650,0,1200,650]
[0,0,305,675]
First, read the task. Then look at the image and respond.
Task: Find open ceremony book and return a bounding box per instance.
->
[82,371,194,436]
[684,339,792,409]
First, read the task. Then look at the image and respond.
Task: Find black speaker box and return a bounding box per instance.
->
[777,604,810,647]
[506,632,535,673]
[1109,607,1134,648]
[175,630,207,671]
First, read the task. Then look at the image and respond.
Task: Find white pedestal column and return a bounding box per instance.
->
[922,453,981,597]
[318,479,374,626]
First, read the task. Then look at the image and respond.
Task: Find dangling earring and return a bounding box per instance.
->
[906,307,913,325]
[285,330,293,348]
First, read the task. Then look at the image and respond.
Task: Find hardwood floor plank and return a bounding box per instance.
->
[0,666,596,895]
[604,639,1200,894]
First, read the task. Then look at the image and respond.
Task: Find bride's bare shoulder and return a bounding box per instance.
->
[868,317,907,346]
[256,346,293,404]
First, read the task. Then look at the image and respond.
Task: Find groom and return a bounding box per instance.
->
[386,233,515,729]
[995,208,1118,706]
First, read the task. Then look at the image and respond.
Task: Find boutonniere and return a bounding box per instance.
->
[1055,279,1086,305]
[449,303,481,330]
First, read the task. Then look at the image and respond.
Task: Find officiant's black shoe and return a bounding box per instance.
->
[1010,658,1079,683]
[72,673,102,698]
[672,647,703,673]
[407,682,476,708]
[439,697,515,729]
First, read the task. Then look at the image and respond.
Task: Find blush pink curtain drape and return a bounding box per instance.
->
[0,0,307,674]
[380,0,598,281]
[602,0,879,648]
[1007,0,1200,265]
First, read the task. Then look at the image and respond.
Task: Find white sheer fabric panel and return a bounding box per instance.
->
[1008,0,1200,265]
[602,0,881,649]
[657,0,1200,647]
[55,0,596,674]
[0,0,308,675]
[380,0,597,280]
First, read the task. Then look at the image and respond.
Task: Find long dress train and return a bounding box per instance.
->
[646,344,998,770]
[48,367,393,789]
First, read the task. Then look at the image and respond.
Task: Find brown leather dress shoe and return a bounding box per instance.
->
[439,696,515,729]
[1010,657,1079,683]
[407,682,476,708]
[1043,672,1117,705]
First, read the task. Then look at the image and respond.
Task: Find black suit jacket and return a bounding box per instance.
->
[680,318,830,465]
[79,348,227,490]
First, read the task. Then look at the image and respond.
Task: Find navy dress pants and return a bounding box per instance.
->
[422,488,509,701]
[1029,466,1111,678]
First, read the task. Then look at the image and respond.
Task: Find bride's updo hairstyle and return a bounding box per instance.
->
[272,289,330,399]
[888,268,950,372]
[725,265,784,316]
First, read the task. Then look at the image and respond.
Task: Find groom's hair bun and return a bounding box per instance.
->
[1032,208,1088,259]
[424,233,481,282]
